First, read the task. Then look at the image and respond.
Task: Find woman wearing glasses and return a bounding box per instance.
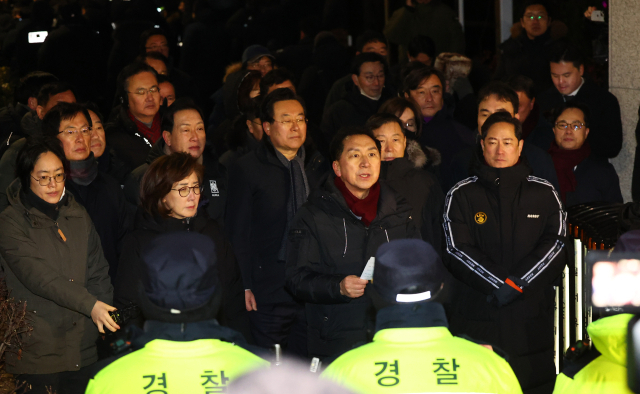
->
[548,102,622,206]
[0,138,116,393]
[114,153,244,334]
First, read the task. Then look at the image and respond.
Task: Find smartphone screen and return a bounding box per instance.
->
[592,258,640,309]
[28,31,48,44]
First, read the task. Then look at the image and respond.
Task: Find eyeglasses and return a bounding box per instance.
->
[128,86,160,96]
[146,43,168,51]
[403,120,417,131]
[524,14,548,21]
[363,74,385,84]
[555,122,585,131]
[32,173,66,186]
[171,185,202,197]
[273,118,307,128]
[59,127,91,137]
[247,60,273,71]
[251,120,263,126]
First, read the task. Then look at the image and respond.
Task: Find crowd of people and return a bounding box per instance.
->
[0,0,633,393]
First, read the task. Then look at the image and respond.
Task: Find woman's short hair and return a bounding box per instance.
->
[16,137,68,193]
[378,97,423,138]
[140,152,205,217]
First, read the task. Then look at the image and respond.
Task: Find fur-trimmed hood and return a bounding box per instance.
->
[406,139,441,169]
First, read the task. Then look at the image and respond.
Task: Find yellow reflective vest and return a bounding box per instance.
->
[322,326,522,394]
[553,314,634,394]
[85,339,269,394]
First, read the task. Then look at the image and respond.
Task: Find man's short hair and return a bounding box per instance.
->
[259,68,295,97]
[16,137,68,193]
[402,67,444,94]
[16,72,57,105]
[41,102,92,139]
[330,126,381,162]
[506,75,535,100]
[480,112,523,141]
[365,113,405,135]
[139,27,167,53]
[549,41,584,69]
[260,88,306,123]
[520,0,550,17]
[355,30,387,53]
[116,61,158,107]
[477,81,520,115]
[549,101,592,129]
[83,101,104,124]
[37,82,74,108]
[161,98,204,133]
[137,51,169,68]
[407,35,436,60]
[157,74,174,86]
[351,52,387,76]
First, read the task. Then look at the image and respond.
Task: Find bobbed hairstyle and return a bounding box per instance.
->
[161,97,204,134]
[351,52,387,76]
[42,102,92,139]
[480,112,523,141]
[506,75,535,100]
[365,113,405,136]
[16,72,57,105]
[549,101,592,129]
[260,88,306,123]
[259,68,295,97]
[330,126,381,162]
[16,137,68,193]
[116,61,159,107]
[140,152,205,217]
[236,70,262,113]
[477,81,520,114]
[37,82,75,108]
[378,97,423,138]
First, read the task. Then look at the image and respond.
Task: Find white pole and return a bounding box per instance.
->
[458,0,465,31]
[575,239,583,341]
[554,286,560,374]
[499,0,513,43]
[563,265,571,352]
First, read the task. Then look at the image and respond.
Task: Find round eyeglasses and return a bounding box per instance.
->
[32,173,66,186]
[171,185,202,197]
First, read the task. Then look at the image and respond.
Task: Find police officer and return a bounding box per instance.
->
[321,239,522,394]
[85,232,269,393]
[553,313,634,393]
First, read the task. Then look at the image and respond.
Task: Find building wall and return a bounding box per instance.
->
[610,0,640,202]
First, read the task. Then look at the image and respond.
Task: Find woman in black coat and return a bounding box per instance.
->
[114,152,248,338]
[366,113,444,252]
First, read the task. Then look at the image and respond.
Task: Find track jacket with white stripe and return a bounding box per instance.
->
[443,157,566,393]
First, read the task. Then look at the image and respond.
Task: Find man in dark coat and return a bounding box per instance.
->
[123,98,227,226]
[322,52,393,146]
[444,112,566,393]
[537,42,622,159]
[493,1,555,92]
[449,81,559,192]
[286,126,420,361]
[225,88,309,357]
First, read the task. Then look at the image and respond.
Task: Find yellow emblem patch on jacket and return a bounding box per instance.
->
[474,212,487,224]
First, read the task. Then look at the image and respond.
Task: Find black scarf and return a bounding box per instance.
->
[23,187,68,221]
[69,152,99,186]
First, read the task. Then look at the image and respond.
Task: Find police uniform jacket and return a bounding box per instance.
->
[285,175,420,359]
[443,156,566,392]
[0,179,113,374]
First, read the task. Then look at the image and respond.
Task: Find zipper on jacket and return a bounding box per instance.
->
[342,218,348,257]
[54,221,67,242]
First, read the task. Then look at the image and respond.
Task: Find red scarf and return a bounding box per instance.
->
[334,177,380,226]
[548,141,591,202]
[127,110,162,144]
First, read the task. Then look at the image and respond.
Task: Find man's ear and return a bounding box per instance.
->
[514,113,520,120]
[263,122,272,137]
[162,130,172,147]
[27,97,38,111]
[584,127,590,139]
[530,97,536,110]
[480,139,485,152]
[351,74,360,89]
[332,161,341,177]
[579,64,585,77]
[407,52,414,62]
[403,91,410,100]
[36,106,44,120]
[517,139,524,156]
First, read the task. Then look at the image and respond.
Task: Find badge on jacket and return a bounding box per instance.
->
[210,180,220,197]
[475,212,487,224]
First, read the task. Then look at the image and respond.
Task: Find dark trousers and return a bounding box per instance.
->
[16,364,93,394]
[248,301,308,359]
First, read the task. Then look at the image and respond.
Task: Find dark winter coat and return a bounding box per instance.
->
[443,157,566,393]
[285,175,420,360]
[0,179,113,374]
[105,105,155,171]
[537,79,623,159]
[493,29,556,92]
[379,140,444,252]
[114,208,247,336]
[122,138,228,226]
[321,84,394,145]
[66,171,132,282]
[564,156,623,207]
[0,102,30,145]
[225,139,308,305]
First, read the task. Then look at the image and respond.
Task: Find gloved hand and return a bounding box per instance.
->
[487,276,527,307]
